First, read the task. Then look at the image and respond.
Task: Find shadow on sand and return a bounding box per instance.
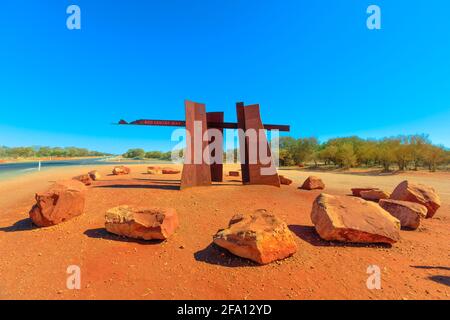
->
[288,224,392,248]
[194,243,258,268]
[428,276,450,287]
[410,265,450,271]
[410,265,450,286]
[83,228,165,245]
[95,184,180,191]
[0,218,37,233]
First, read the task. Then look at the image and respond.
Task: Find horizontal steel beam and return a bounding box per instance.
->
[117,119,290,132]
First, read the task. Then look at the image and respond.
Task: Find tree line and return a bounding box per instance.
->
[279,134,449,172]
[123,134,449,172]
[0,146,110,159]
[122,148,173,161]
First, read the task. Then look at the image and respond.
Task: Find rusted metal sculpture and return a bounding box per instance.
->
[118,100,289,189]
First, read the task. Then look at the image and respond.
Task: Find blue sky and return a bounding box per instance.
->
[0,0,449,153]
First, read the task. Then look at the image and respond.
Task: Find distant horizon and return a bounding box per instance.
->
[1,131,448,156]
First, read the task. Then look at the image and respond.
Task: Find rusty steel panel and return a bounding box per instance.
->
[180,100,212,190]
[206,112,224,182]
[236,103,280,187]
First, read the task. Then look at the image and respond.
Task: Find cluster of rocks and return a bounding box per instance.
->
[72,170,101,186]
[27,166,442,266]
[349,180,441,230]
[310,180,441,244]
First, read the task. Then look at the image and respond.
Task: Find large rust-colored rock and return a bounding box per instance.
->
[162,168,180,174]
[88,170,101,181]
[351,188,378,197]
[105,206,179,240]
[29,180,86,227]
[213,209,297,265]
[72,174,93,186]
[379,199,427,230]
[311,193,400,244]
[390,180,441,218]
[112,166,130,175]
[300,176,325,190]
[279,175,293,185]
[360,189,390,202]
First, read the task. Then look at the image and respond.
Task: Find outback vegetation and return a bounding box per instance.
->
[0,146,109,159]
[123,148,173,161]
[278,134,449,172]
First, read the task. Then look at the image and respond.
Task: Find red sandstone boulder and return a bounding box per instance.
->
[279,175,293,185]
[72,174,93,186]
[379,199,427,230]
[311,193,400,244]
[112,166,130,175]
[360,189,390,202]
[390,181,441,218]
[29,180,87,227]
[213,209,297,265]
[162,168,180,174]
[351,188,378,197]
[228,171,240,177]
[105,206,179,240]
[300,176,325,190]
[88,170,101,181]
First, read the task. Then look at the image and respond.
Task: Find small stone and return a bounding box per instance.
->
[300,176,325,190]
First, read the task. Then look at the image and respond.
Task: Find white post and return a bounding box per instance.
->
[38,161,41,171]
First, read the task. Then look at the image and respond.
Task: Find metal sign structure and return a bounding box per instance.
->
[118,100,290,190]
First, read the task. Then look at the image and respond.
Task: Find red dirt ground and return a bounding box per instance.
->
[0,164,448,300]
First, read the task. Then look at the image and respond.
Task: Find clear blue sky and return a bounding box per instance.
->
[1,0,449,154]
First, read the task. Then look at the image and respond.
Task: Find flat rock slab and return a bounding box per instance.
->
[105,206,179,240]
[162,168,180,174]
[29,180,86,227]
[390,180,441,218]
[311,193,400,244]
[300,176,325,190]
[213,209,297,265]
[379,199,427,230]
[351,188,378,197]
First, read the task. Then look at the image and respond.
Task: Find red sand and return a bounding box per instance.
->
[0,164,448,300]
